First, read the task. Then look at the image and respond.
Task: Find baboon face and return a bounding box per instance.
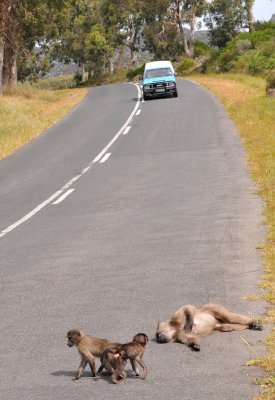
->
[133,333,148,345]
[67,329,84,347]
[155,321,175,343]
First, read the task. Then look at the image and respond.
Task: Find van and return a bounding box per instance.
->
[142,61,178,101]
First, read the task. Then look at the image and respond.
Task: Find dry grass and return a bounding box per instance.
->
[189,73,275,400]
[0,83,87,159]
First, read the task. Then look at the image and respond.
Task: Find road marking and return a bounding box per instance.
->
[0,190,63,238]
[92,83,141,163]
[136,109,141,115]
[123,126,132,135]
[99,152,111,163]
[52,189,75,205]
[0,83,141,239]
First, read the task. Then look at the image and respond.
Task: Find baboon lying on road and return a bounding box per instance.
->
[156,303,262,350]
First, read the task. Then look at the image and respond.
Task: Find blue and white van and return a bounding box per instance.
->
[142,61,178,101]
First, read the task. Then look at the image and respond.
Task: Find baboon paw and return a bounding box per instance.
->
[250,321,263,331]
[192,343,200,351]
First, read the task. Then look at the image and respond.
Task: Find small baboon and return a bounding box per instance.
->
[156,303,263,350]
[66,329,119,379]
[110,333,148,384]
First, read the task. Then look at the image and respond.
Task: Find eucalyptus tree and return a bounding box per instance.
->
[0,0,67,92]
[204,0,253,48]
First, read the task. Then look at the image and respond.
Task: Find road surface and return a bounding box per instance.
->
[0,79,267,399]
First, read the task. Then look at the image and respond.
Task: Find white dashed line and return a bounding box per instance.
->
[136,109,141,115]
[123,126,132,135]
[99,152,111,163]
[52,189,75,205]
[0,190,63,238]
[0,83,142,238]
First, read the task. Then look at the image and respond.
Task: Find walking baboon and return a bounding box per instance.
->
[110,333,148,384]
[156,303,262,350]
[66,329,119,379]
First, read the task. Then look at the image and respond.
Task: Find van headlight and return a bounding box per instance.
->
[144,84,151,90]
[167,81,175,87]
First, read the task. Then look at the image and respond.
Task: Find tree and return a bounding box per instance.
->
[142,0,179,60]
[100,0,145,68]
[0,0,68,93]
[170,0,207,57]
[51,0,112,82]
[204,0,249,48]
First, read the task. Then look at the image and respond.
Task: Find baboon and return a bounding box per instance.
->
[66,329,120,379]
[110,333,148,384]
[156,303,263,350]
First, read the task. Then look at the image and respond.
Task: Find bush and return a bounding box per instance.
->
[126,64,145,80]
[193,40,211,58]
[266,73,275,89]
[176,58,195,73]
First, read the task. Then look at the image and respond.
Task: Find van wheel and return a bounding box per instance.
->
[173,90,178,97]
[143,93,149,101]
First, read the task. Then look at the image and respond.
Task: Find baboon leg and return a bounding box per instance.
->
[130,359,140,376]
[74,357,87,380]
[202,303,260,328]
[136,356,147,379]
[83,352,96,377]
[177,331,200,351]
[104,359,115,374]
[216,323,250,332]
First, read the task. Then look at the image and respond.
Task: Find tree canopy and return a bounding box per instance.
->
[0,0,266,92]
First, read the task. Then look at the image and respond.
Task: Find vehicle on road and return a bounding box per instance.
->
[142,61,178,101]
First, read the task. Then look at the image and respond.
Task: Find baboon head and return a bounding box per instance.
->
[155,320,176,343]
[132,333,148,345]
[67,329,85,347]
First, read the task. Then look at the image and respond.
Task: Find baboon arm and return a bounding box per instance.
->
[177,331,200,351]
[183,306,196,333]
[74,357,87,380]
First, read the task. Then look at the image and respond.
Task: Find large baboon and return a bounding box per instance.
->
[156,303,262,350]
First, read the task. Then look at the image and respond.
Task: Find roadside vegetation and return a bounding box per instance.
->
[188,73,274,400]
[0,84,86,159]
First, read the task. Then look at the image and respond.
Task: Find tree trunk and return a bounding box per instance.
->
[246,1,254,32]
[81,63,85,82]
[189,14,196,58]
[114,46,125,72]
[175,0,190,57]
[130,49,137,68]
[0,36,4,94]
[0,0,6,94]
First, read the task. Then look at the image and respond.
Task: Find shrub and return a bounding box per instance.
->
[126,64,145,80]
[176,58,195,73]
[266,73,275,89]
[193,40,211,57]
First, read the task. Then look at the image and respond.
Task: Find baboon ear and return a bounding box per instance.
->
[77,332,81,337]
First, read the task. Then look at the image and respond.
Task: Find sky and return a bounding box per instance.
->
[253,0,275,21]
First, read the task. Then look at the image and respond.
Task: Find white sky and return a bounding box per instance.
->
[253,0,275,21]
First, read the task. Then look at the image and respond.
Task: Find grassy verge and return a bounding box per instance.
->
[188,73,275,399]
[0,83,87,159]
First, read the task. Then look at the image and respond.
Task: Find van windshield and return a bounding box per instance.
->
[145,68,173,79]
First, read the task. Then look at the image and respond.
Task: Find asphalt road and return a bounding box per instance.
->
[0,79,268,400]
